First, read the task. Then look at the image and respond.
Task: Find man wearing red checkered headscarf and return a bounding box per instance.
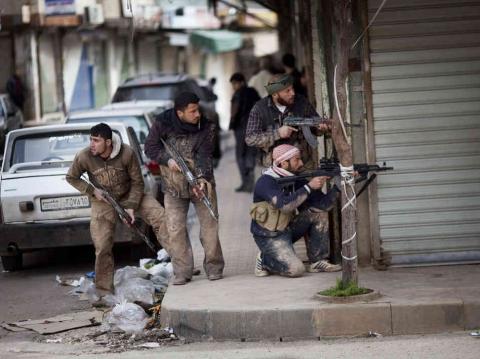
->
[249,144,342,278]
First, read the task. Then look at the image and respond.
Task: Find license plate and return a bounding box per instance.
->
[41,195,90,211]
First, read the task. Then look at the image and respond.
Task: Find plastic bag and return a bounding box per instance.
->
[150,275,169,291]
[157,249,170,263]
[114,266,149,287]
[70,277,99,302]
[146,262,173,277]
[107,301,148,334]
[115,277,155,304]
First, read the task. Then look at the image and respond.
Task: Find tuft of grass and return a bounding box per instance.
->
[319,278,371,297]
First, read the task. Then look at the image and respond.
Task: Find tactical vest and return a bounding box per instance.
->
[250,201,296,232]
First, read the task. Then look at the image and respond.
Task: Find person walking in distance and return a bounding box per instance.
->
[229,72,260,192]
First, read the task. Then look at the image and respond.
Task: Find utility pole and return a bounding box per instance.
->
[328,0,357,285]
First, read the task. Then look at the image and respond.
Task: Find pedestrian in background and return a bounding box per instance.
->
[229,72,260,193]
[248,55,275,98]
[6,70,25,110]
[145,92,224,285]
[282,53,307,97]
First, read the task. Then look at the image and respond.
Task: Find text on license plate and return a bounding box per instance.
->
[40,196,91,211]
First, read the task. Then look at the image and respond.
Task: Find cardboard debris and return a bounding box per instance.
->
[1,322,28,332]
[6,311,104,335]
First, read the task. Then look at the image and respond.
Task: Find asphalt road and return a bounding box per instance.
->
[0,332,478,358]
[0,245,137,328]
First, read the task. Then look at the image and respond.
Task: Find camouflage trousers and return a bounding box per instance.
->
[252,209,329,277]
[164,192,224,281]
[90,194,169,295]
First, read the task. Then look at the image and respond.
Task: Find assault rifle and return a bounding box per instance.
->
[81,174,160,253]
[282,116,332,148]
[275,158,393,196]
[160,138,218,221]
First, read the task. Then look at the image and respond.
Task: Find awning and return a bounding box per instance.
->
[190,30,243,53]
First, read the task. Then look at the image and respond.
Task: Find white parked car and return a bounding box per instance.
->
[0,123,158,271]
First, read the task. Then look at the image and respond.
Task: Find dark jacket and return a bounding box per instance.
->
[229,86,260,132]
[245,95,319,168]
[145,108,216,198]
[251,168,338,235]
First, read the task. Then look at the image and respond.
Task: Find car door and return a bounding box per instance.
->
[125,126,157,198]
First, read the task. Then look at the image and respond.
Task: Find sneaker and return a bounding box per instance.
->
[307,260,341,273]
[254,252,270,277]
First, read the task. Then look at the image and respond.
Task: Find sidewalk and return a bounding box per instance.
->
[160,135,480,340]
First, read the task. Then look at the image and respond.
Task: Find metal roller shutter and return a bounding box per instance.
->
[368,0,480,266]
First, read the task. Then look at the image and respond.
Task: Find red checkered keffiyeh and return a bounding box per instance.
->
[272,144,300,177]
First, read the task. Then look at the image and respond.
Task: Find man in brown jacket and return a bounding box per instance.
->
[66,123,169,299]
[145,92,224,285]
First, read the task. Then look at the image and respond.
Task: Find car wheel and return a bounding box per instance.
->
[1,253,23,271]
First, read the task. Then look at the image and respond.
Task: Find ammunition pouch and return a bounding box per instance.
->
[250,201,295,232]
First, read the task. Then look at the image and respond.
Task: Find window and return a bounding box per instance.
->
[67,115,149,144]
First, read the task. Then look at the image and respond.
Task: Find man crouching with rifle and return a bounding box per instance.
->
[251,144,341,277]
[66,123,169,305]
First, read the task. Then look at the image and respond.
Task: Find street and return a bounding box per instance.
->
[0,332,479,359]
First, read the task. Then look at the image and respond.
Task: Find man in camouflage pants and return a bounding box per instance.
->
[67,123,169,303]
[145,92,224,285]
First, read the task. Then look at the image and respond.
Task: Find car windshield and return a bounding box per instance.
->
[113,85,180,102]
[7,131,91,172]
[68,115,149,144]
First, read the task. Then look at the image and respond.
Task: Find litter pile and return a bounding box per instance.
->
[3,249,180,352]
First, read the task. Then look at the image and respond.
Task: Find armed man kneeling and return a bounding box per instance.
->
[250,144,341,277]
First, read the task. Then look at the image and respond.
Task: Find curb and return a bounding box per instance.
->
[161,298,480,340]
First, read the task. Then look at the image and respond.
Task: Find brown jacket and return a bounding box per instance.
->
[66,133,144,210]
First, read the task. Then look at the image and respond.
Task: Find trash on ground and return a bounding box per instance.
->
[114,266,150,287]
[156,249,170,263]
[367,331,383,338]
[106,301,149,334]
[56,275,85,287]
[85,271,96,279]
[136,342,160,348]
[5,311,103,334]
[46,338,63,343]
[470,330,480,337]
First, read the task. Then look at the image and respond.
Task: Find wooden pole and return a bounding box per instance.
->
[329,0,358,285]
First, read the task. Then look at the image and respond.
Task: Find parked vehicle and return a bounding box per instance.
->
[0,123,158,271]
[111,73,222,166]
[66,104,165,146]
[0,94,24,150]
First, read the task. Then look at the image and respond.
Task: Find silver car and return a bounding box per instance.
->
[0,123,158,271]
